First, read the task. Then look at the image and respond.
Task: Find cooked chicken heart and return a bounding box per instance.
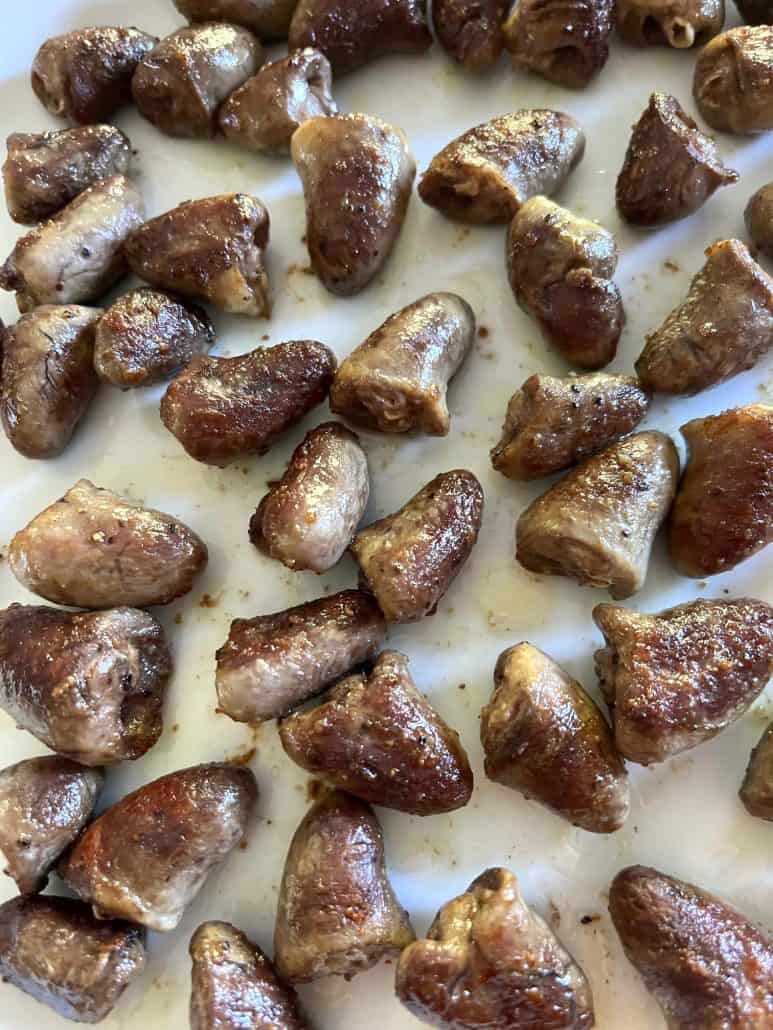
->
[3,125,132,225]
[433,0,506,71]
[9,478,207,608]
[280,650,473,815]
[59,764,257,932]
[617,0,724,47]
[292,113,416,296]
[396,867,595,1029]
[216,590,386,723]
[274,790,414,982]
[594,598,773,765]
[0,603,171,765]
[0,757,103,895]
[745,181,773,259]
[694,26,773,134]
[740,722,773,821]
[609,865,773,1029]
[0,895,145,1024]
[174,0,298,39]
[503,0,614,88]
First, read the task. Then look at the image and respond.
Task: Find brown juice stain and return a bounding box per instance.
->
[306,778,326,802]
[198,591,223,609]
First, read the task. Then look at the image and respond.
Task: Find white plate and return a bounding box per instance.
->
[0,3,771,1028]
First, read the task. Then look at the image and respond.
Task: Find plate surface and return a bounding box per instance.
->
[0,3,771,1028]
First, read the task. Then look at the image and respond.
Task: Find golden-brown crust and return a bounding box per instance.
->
[280,650,474,815]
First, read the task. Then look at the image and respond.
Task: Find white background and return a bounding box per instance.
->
[0,2,771,1027]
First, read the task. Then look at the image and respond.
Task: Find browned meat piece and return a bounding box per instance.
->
[0,757,103,895]
[160,340,335,466]
[216,590,386,723]
[396,867,595,1029]
[94,288,214,389]
[0,895,145,1024]
[745,181,773,258]
[330,293,474,435]
[190,921,309,1030]
[351,470,484,623]
[60,764,256,932]
[616,93,738,226]
[220,48,337,154]
[250,421,369,572]
[419,111,585,224]
[292,114,415,296]
[9,478,207,609]
[517,431,678,599]
[507,195,624,368]
[694,27,773,134]
[132,24,262,139]
[670,405,773,577]
[433,0,506,71]
[734,0,773,22]
[280,650,473,815]
[741,722,773,820]
[274,790,414,982]
[481,643,629,833]
[289,0,432,75]
[1,304,100,459]
[125,193,270,317]
[3,125,132,225]
[636,240,773,394]
[503,0,614,88]
[609,866,773,1029]
[617,0,723,46]
[594,598,773,765]
[0,603,171,765]
[0,175,144,312]
[491,373,650,481]
[175,0,299,38]
[31,27,156,125]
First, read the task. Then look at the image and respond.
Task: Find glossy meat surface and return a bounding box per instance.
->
[161,340,335,466]
[60,764,257,932]
[419,110,585,224]
[636,239,773,394]
[216,590,386,722]
[220,48,337,154]
[741,722,773,821]
[351,469,484,623]
[396,867,595,1029]
[175,0,299,38]
[292,114,416,296]
[274,790,414,982]
[1,304,100,459]
[125,193,271,316]
[132,24,262,139]
[516,431,679,599]
[288,0,431,74]
[745,181,773,259]
[503,0,614,88]
[694,26,773,133]
[9,478,207,608]
[507,195,624,368]
[94,288,214,389]
[3,125,132,225]
[617,0,724,46]
[250,421,369,572]
[670,405,773,577]
[0,895,145,1024]
[616,92,738,225]
[0,757,103,895]
[0,603,171,765]
[0,174,144,311]
[190,921,309,1030]
[609,865,773,1029]
[433,0,506,71]
[280,649,474,815]
[31,26,156,124]
[594,598,773,764]
[330,292,475,435]
[481,643,629,833]
[491,373,650,480]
